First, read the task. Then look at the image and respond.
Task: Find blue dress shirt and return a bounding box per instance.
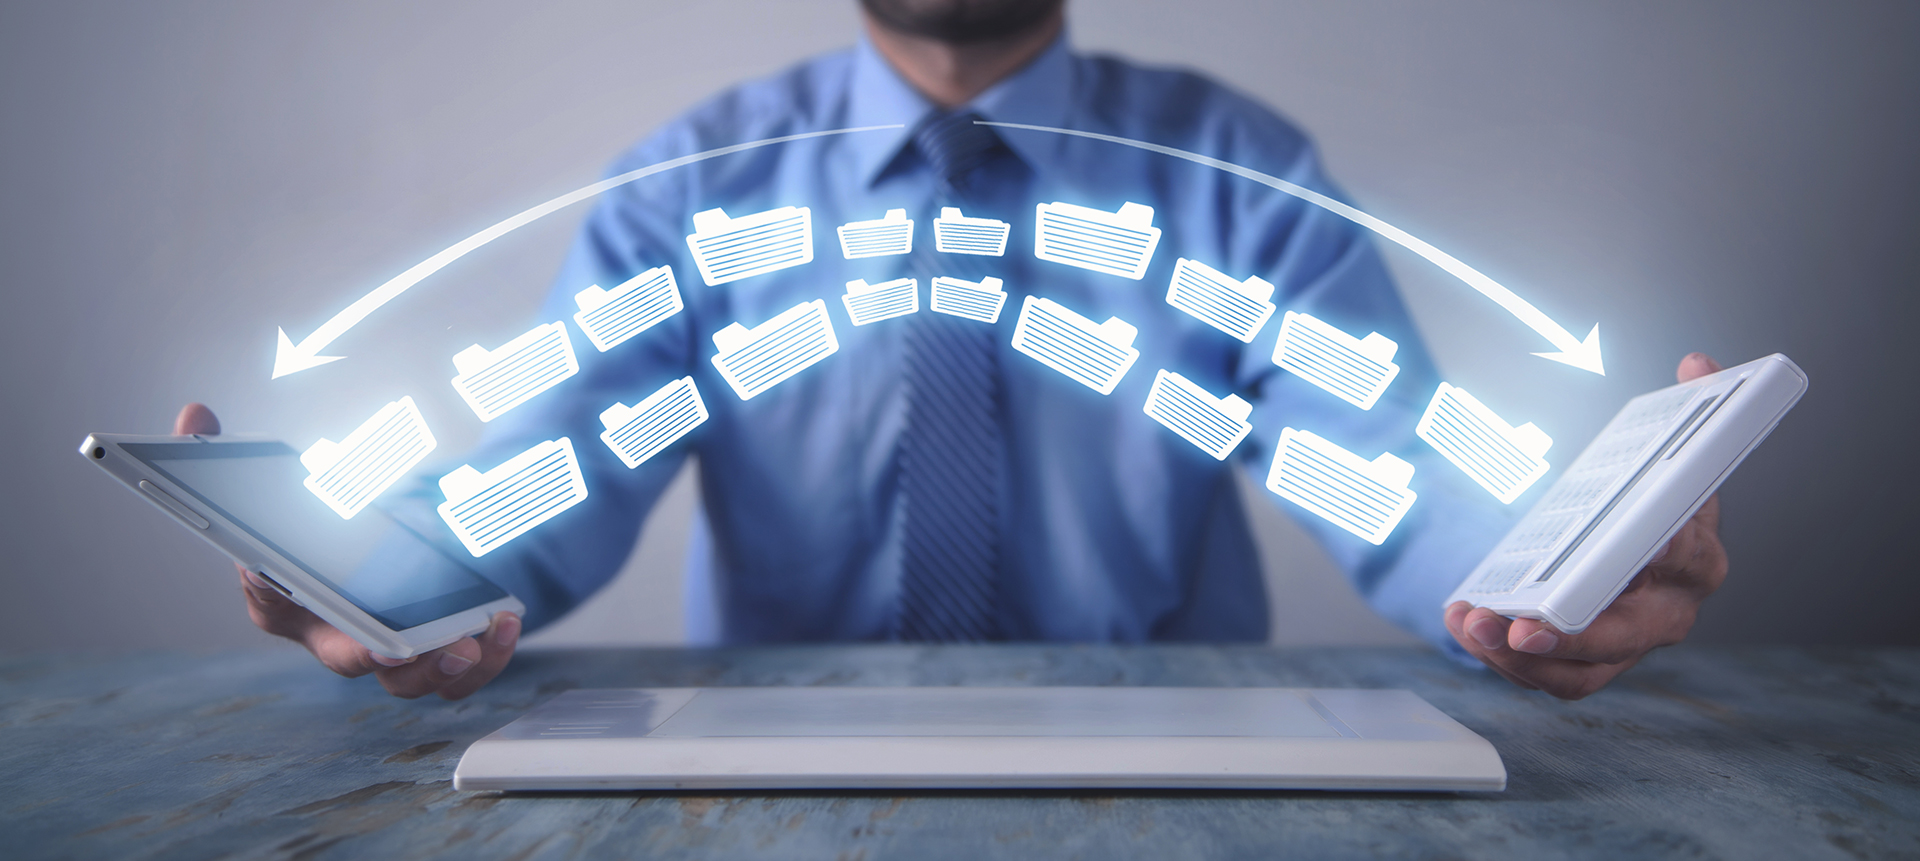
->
[449,35,1516,653]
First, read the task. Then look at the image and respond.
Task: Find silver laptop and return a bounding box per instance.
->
[453,687,1505,792]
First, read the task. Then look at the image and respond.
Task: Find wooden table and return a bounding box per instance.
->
[2,645,1915,859]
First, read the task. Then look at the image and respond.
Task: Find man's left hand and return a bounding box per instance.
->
[1444,352,1731,700]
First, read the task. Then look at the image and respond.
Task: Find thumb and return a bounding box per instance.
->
[1677,353,1723,384]
[175,403,221,436]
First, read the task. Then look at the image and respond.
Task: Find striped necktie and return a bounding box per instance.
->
[894,111,1011,641]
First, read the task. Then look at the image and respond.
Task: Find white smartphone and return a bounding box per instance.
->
[80,432,524,659]
[1446,354,1807,634]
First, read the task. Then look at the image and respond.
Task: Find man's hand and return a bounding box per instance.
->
[175,403,520,700]
[1443,353,1731,700]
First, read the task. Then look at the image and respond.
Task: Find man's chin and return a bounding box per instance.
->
[859,0,1065,44]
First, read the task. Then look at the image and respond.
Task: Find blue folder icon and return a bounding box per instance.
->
[929,275,1008,324]
[841,278,919,326]
[598,377,708,469]
[1034,201,1162,280]
[837,209,914,259]
[1415,383,1552,504]
[449,322,580,422]
[1266,428,1417,546]
[685,206,814,286]
[300,396,437,520]
[933,207,1011,256]
[1166,258,1276,343]
[572,265,683,352]
[1272,311,1400,411]
[436,438,588,557]
[1143,371,1254,460]
[710,300,840,400]
[1010,296,1140,395]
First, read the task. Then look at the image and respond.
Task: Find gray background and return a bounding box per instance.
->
[2,0,1914,653]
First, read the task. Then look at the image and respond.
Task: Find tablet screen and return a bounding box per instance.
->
[123,441,509,630]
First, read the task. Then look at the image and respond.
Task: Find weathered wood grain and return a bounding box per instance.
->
[1,645,1914,860]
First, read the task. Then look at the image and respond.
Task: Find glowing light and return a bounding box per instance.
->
[1272,311,1401,411]
[1143,370,1253,460]
[450,322,579,422]
[710,299,839,400]
[1266,428,1418,546]
[300,396,436,520]
[437,438,588,557]
[573,265,683,353]
[598,377,708,469]
[1165,257,1276,344]
[978,121,1604,375]
[837,209,914,259]
[932,207,1011,256]
[1033,200,1161,280]
[1010,296,1139,395]
[841,278,919,326]
[1416,383,1552,504]
[270,125,903,379]
[929,275,1008,324]
[685,206,814,286]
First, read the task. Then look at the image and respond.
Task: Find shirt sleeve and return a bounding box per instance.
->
[1223,138,1518,661]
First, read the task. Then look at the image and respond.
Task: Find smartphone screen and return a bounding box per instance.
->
[122,441,510,630]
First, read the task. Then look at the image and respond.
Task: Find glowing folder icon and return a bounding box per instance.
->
[1034,201,1162,280]
[933,207,1011,256]
[929,275,1008,323]
[572,265,683,352]
[1143,371,1253,460]
[837,209,914,259]
[685,206,814,286]
[436,438,587,557]
[841,278,919,326]
[1273,312,1401,411]
[710,299,839,400]
[598,377,707,469]
[1416,383,1552,504]
[1010,296,1139,395]
[450,322,579,422]
[1266,428,1418,546]
[300,396,437,520]
[1166,258,1276,343]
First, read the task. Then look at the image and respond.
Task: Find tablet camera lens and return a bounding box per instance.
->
[92,447,105,459]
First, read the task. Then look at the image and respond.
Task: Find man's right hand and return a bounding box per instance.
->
[175,403,520,700]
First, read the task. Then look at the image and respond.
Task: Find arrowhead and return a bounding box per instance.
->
[1531,324,1604,376]
[271,327,345,379]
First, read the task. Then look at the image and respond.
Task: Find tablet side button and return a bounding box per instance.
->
[139,480,210,529]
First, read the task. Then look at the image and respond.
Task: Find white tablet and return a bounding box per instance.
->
[1448,353,1808,634]
[453,687,1507,792]
[80,433,523,659]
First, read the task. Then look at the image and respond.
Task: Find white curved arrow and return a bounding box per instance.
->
[272,125,906,379]
[980,121,1604,376]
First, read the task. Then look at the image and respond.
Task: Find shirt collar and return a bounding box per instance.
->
[847,30,1075,187]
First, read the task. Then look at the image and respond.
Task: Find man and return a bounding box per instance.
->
[181,0,1728,702]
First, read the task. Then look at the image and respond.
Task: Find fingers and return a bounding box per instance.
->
[1443,603,1536,690]
[174,403,221,435]
[1445,602,1642,700]
[1505,586,1693,665]
[434,612,521,701]
[306,625,398,678]
[238,566,321,642]
[367,612,519,700]
[239,566,388,677]
[237,567,518,699]
[373,637,485,700]
[1642,498,1728,601]
[1677,352,1723,383]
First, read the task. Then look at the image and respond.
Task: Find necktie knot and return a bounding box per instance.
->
[912,110,1009,193]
